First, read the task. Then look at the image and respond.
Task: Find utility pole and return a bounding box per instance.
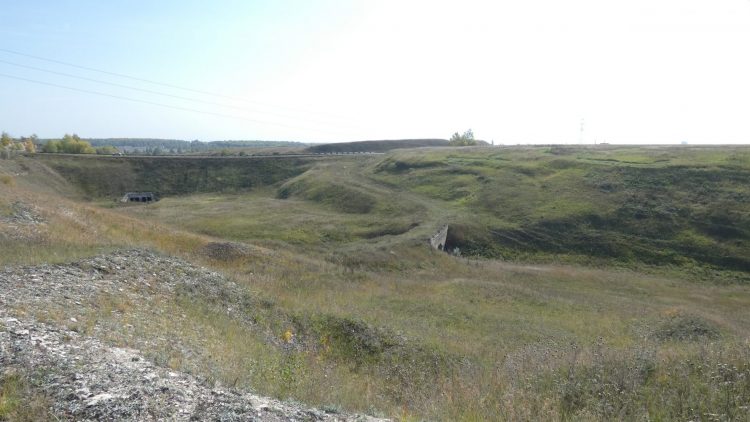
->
[579,118,585,144]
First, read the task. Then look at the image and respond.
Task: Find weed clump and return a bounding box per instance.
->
[652,312,721,342]
[0,370,52,421]
[552,342,750,421]
[0,174,14,186]
[295,314,401,365]
[200,241,250,261]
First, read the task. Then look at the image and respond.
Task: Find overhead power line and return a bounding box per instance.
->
[0,58,354,128]
[0,47,351,119]
[0,47,250,100]
[0,72,352,135]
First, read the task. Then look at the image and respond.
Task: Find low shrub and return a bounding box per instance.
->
[0,371,52,421]
[652,312,722,342]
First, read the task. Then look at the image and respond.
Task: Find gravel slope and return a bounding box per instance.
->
[0,250,386,421]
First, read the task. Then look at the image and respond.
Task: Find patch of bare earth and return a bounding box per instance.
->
[0,250,386,421]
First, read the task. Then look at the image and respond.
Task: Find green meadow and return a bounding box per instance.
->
[2,145,749,420]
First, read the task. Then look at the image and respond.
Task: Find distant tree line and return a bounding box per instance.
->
[86,138,186,149]
[38,134,118,155]
[42,134,94,154]
[1,132,37,159]
[3,132,312,157]
[85,138,307,154]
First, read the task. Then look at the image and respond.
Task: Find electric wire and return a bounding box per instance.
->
[0,58,357,129]
[0,72,355,135]
[0,47,352,119]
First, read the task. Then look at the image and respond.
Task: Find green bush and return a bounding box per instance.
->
[42,134,95,154]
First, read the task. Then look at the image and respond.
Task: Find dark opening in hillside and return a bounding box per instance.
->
[442,224,478,255]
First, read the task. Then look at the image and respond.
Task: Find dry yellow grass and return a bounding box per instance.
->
[3,152,750,420]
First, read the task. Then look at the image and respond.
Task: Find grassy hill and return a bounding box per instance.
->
[370,145,750,275]
[83,145,749,278]
[2,146,750,420]
[306,138,448,153]
[32,154,316,199]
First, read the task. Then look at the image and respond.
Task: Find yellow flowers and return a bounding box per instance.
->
[662,308,681,318]
[320,335,331,354]
[282,329,294,343]
[0,175,14,186]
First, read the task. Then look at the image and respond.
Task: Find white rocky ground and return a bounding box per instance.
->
[0,250,386,421]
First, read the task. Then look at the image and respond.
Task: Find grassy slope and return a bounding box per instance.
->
[121,146,750,279]
[2,148,750,420]
[306,139,449,153]
[371,146,750,277]
[32,154,316,199]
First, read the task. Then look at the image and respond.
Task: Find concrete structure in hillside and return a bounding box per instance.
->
[121,192,156,203]
[429,224,449,251]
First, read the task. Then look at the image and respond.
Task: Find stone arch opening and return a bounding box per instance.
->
[429,224,449,252]
[121,192,157,204]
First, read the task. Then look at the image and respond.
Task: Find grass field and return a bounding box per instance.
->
[2,145,750,420]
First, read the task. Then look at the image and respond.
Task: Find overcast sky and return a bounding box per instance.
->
[1,0,749,143]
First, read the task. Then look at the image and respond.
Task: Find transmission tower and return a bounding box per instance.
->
[579,118,585,144]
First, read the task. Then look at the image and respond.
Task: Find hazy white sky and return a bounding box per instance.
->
[1,0,749,143]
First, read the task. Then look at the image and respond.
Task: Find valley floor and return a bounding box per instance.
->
[2,147,750,420]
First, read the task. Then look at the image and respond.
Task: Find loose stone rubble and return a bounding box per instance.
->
[0,201,48,241]
[0,249,245,317]
[1,201,46,225]
[0,250,386,421]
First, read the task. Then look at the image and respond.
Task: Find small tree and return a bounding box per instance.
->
[42,140,60,153]
[41,134,95,154]
[59,134,95,154]
[23,140,36,153]
[449,129,477,146]
[95,146,119,155]
[1,132,12,147]
[24,134,38,153]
